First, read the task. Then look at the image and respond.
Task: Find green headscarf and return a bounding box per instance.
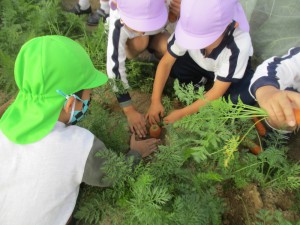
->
[0,35,108,144]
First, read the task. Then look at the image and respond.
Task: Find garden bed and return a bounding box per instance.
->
[0,0,300,224]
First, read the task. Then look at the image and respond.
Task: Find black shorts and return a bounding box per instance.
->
[170,52,255,105]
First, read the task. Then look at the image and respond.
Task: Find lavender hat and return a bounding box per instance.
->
[112,0,168,32]
[175,0,249,49]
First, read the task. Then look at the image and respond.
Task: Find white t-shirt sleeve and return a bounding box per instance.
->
[249,47,300,99]
[167,33,187,58]
[106,10,130,92]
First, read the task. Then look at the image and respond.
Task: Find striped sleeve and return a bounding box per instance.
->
[106,14,132,107]
[249,47,300,99]
[167,33,187,58]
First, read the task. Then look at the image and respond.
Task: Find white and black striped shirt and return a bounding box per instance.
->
[168,22,253,83]
[106,10,166,107]
[249,47,300,99]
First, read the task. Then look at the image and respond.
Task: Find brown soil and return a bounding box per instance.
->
[288,132,300,161]
[222,183,300,225]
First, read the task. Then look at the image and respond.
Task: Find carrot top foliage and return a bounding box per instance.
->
[1,1,300,224]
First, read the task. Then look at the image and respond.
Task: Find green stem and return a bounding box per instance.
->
[209,149,226,156]
[234,161,263,174]
[264,173,286,187]
[238,122,258,145]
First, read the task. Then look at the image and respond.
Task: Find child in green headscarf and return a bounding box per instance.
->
[0,35,159,225]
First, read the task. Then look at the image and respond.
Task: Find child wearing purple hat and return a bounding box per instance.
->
[106,0,181,138]
[147,0,255,124]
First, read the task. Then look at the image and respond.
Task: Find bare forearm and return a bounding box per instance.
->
[151,73,169,103]
[181,81,231,116]
[181,99,207,116]
[151,54,175,102]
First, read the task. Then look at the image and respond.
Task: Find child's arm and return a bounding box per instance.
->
[106,15,147,137]
[147,51,177,124]
[169,0,181,17]
[250,47,300,129]
[164,80,231,124]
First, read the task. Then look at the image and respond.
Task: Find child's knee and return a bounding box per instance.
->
[126,36,149,59]
[149,32,169,58]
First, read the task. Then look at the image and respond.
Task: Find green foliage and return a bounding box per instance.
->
[106,59,156,97]
[0,52,16,100]
[77,25,108,72]
[75,120,226,224]
[173,79,205,105]
[161,95,174,115]
[0,0,86,57]
[0,0,88,99]
[255,209,300,225]
[95,149,133,188]
[148,143,185,180]
[294,191,300,217]
[2,2,300,225]
[121,172,172,225]
[75,185,126,224]
[78,92,130,153]
[75,191,110,224]
[172,190,224,225]
[126,60,156,93]
[171,82,300,192]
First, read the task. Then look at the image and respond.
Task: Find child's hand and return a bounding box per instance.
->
[123,105,147,138]
[256,86,300,129]
[146,101,165,125]
[169,0,181,17]
[163,109,185,124]
[130,134,160,158]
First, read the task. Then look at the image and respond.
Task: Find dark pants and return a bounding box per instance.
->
[170,52,255,105]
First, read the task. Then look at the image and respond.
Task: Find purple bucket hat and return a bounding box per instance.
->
[175,0,249,49]
[112,0,168,32]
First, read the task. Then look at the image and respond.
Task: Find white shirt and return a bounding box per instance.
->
[0,122,94,225]
[168,24,253,83]
[249,47,300,99]
[106,9,166,105]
